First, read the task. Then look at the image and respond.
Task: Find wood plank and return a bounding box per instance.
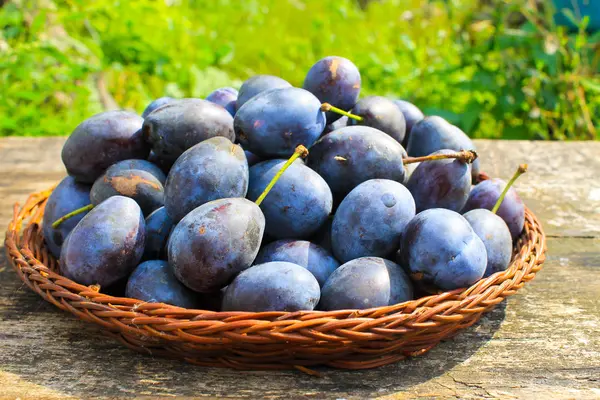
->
[0,138,598,399]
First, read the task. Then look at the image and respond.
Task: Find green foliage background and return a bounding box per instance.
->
[1,0,599,139]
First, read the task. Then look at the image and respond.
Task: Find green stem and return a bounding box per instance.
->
[403,150,478,165]
[255,145,309,207]
[491,164,528,214]
[52,204,94,229]
[321,103,363,122]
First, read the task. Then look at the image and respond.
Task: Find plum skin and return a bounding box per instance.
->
[164,137,249,222]
[303,56,361,124]
[331,179,416,263]
[307,125,407,202]
[254,239,340,287]
[319,257,414,311]
[234,87,326,158]
[236,75,291,111]
[349,96,406,144]
[126,260,199,308]
[142,99,235,167]
[60,196,146,288]
[168,198,265,293]
[464,209,513,277]
[42,176,92,258]
[405,149,472,213]
[462,178,525,240]
[61,111,148,183]
[247,158,332,239]
[398,208,487,291]
[221,261,320,312]
[142,207,173,261]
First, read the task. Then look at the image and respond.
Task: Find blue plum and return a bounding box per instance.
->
[306,126,407,201]
[60,196,145,287]
[462,178,525,239]
[319,257,413,310]
[221,262,320,312]
[349,96,406,144]
[142,97,176,118]
[91,167,164,216]
[405,149,472,212]
[168,198,265,293]
[323,115,348,135]
[142,207,173,261]
[392,99,424,148]
[147,151,171,175]
[331,179,415,262]
[303,56,361,123]
[235,87,326,158]
[398,208,487,291]
[206,87,238,116]
[464,209,513,277]
[61,111,148,183]
[244,150,262,167]
[406,116,480,180]
[109,159,167,184]
[247,159,332,239]
[42,176,92,258]
[164,137,248,222]
[142,99,235,167]
[126,260,198,308]
[235,75,291,111]
[254,239,340,287]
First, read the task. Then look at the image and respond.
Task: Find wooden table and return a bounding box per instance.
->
[0,138,598,400]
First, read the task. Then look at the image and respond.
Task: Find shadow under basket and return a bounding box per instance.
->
[4,175,546,372]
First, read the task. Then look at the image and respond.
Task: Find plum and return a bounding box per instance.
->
[142,207,173,261]
[42,176,92,258]
[303,56,361,123]
[464,209,513,277]
[168,198,265,293]
[247,158,332,239]
[319,257,413,310]
[392,99,424,148]
[206,87,238,117]
[126,260,199,308]
[61,111,148,183]
[142,98,235,167]
[323,115,348,135]
[234,87,326,158]
[90,167,164,216]
[331,179,415,262]
[108,159,167,184]
[398,208,487,291]
[407,116,480,179]
[254,239,339,287]
[164,137,249,222]
[405,149,472,213]
[236,75,291,111]
[349,96,406,144]
[60,196,145,287]
[142,97,176,118]
[244,150,262,167]
[307,126,406,201]
[462,178,525,239]
[221,261,320,312]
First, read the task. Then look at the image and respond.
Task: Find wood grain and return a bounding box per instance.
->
[0,138,599,400]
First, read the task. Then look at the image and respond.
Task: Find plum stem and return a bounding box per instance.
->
[321,103,363,122]
[403,150,478,165]
[492,164,528,214]
[51,204,94,229]
[255,145,309,207]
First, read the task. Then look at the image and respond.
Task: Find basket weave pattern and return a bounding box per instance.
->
[4,176,546,371]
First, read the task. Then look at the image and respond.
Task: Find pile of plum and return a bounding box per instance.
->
[43,56,526,312]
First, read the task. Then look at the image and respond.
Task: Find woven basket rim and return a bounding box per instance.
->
[4,174,547,370]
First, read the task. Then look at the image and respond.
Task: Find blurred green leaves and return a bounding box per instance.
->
[0,0,598,139]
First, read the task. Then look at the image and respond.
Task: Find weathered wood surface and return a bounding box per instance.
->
[0,138,599,400]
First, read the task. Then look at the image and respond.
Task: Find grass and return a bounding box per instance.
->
[0,0,599,139]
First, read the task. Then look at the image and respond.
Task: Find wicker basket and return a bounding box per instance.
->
[4,174,546,371]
